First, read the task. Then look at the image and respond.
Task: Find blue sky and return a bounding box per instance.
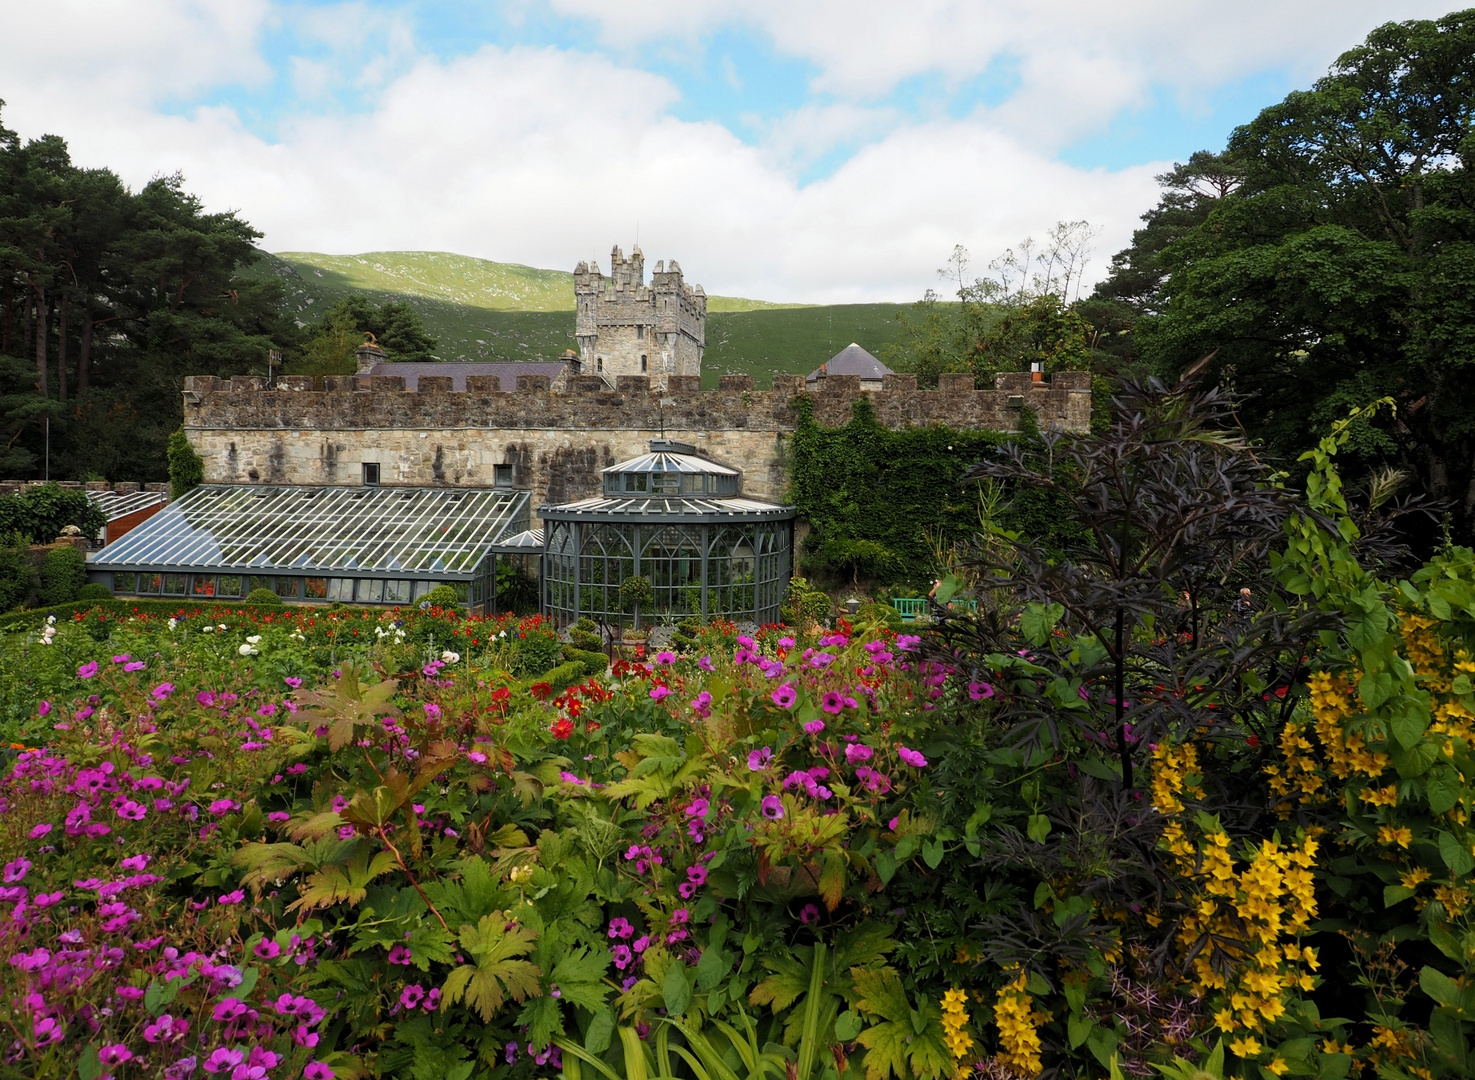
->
[3,0,1454,301]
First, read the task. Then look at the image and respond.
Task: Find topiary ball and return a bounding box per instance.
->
[245,587,281,605]
[75,583,114,601]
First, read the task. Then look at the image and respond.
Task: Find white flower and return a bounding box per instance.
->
[239,644,258,656]
[441,650,461,664]
[39,636,51,646]
[168,618,178,630]
[201,625,214,633]
[498,630,507,638]
[218,624,228,631]
[246,635,262,644]
[45,615,56,625]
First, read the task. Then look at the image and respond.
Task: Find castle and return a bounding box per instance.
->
[176,245,1092,529]
[574,245,705,389]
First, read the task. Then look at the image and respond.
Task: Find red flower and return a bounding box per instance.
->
[531,682,553,700]
[550,719,575,739]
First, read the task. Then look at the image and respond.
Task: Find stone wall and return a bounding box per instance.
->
[182,370,1091,526]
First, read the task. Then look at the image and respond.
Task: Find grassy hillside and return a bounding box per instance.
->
[241,250,911,386]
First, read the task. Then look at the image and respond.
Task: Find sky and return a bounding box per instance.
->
[0,1,1458,303]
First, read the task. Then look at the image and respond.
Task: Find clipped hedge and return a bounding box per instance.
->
[562,645,609,678]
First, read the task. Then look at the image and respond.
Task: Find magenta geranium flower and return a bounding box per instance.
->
[969,681,995,700]
[747,746,772,771]
[803,719,825,735]
[2,858,29,882]
[760,795,785,820]
[897,746,928,768]
[650,685,671,702]
[77,661,98,679]
[770,684,797,708]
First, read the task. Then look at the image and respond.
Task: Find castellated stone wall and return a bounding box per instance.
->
[182,370,1091,527]
[573,245,705,389]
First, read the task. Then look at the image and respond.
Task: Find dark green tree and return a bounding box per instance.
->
[38,543,85,605]
[292,295,438,375]
[1134,11,1475,536]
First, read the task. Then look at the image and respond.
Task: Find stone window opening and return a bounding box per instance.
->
[596,357,604,372]
[363,462,381,486]
[640,355,648,373]
[636,325,645,340]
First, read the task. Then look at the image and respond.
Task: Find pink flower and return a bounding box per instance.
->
[115,800,147,821]
[29,823,52,839]
[698,656,715,672]
[760,795,785,820]
[255,939,282,959]
[845,743,874,764]
[124,661,146,672]
[803,719,825,735]
[388,944,413,964]
[799,903,820,925]
[218,889,245,905]
[99,1044,133,1067]
[821,691,845,714]
[77,661,99,679]
[747,747,772,771]
[969,682,995,700]
[34,1017,63,1046]
[204,1048,245,1074]
[3,858,29,882]
[655,650,676,665]
[208,799,239,816]
[770,684,797,709]
[400,984,426,1009]
[121,854,152,871]
[897,746,928,768]
[304,1064,335,1080]
[37,700,50,716]
[649,685,671,702]
[285,676,303,688]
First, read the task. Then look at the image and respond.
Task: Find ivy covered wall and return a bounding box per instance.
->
[788,396,1077,591]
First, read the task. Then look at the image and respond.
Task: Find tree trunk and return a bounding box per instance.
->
[79,309,93,392]
[56,295,68,403]
[34,282,47,398]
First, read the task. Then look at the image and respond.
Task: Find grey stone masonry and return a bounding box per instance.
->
[573,244,706,391]
[181,370,1091,525]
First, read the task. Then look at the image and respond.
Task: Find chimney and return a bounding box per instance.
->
[355,334,388,375]
[561,349,581,376]
[1030,362,1043,384]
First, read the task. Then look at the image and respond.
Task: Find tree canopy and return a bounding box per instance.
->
[0,102,298,483]
[1097,11,1475,537]
[289,294,438,375]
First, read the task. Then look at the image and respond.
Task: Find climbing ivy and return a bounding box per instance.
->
[788,396,1080,590]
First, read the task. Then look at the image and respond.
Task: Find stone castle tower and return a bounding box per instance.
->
[573,245,706,390]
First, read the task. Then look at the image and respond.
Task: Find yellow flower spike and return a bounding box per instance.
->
[1229,1035,1263,1057]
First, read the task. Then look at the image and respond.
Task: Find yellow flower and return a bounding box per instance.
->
[1400,867,1431,890]
[1214,1008,1237,1032]
[1266,1058,1288,1076]
[1362,784,1399,807]
[1378,825,1414,849]
[1230,1035,1263,1057]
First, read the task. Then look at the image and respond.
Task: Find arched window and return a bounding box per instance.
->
[640,355,648,373]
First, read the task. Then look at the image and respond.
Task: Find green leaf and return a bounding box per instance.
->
[1425,766,1462,814]
[1019,602,1065,646]
[1360,671,1396,712]
[874,849,898,884]
[441,915,543,1021]
[1421,966,1462,1007]
[1390,710,1427,751]
[585,1007,616,1055]
[221,965,259,1000]
[79,1045,101,1080]
[696,945,731,991]
[1392,740,1439,778]
[1068,1014,1093,1049]
[663,962,693,1016]
[835,1011,864,1042]
[144,977,181,1016]
[1384,885,1415,908]
[1026,814,1052,844]
[921,840,944,869]
[1438,832,1475,877]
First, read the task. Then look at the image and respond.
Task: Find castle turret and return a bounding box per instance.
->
[574,243,705,391]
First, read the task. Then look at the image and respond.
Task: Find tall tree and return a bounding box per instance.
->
[1136,11,1475,536]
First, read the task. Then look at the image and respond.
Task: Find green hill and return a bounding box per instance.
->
[242,250,911,387]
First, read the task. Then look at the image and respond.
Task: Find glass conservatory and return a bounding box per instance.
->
[540,440,794,626]
[90,484,531,613]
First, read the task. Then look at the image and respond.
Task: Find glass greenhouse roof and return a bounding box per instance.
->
[94,485,530,577]
[605,445,740,477]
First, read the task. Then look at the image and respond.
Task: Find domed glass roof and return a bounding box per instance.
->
[601,440,741,497]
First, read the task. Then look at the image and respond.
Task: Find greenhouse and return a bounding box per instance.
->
[540,440,794,626]
[89,484,532,612]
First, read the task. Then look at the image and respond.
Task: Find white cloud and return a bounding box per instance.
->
[9,0,1444,303]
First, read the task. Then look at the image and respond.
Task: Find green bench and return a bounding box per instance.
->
[891,596,978,622]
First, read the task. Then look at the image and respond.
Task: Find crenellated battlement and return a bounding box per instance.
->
[572,243,706,389]
[181,370,1090,518]
[183,370,1089,432]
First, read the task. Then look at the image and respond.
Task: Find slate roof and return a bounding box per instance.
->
[805,343,894,384]
[367,360,570,391]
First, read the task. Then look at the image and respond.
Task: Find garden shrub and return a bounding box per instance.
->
[75,582,113,601]
[0,541,38,611]
[781,576,832,627]
[568,616,602,651]
[855,600,906,631]
[505,618,561,676]
[167,427,205,498]
[562,644,608,678]
[0,482,106,543]
[618,575,654,628]
[535,658,589,696]
[245,587,281,604]
[37,545,87,606]
[422,584,460,609]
